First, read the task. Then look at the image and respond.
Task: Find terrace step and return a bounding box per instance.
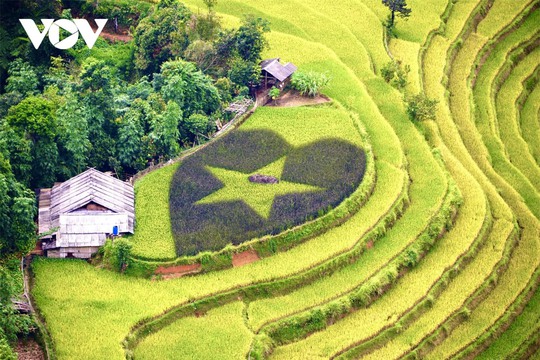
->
[493,46,540,192]
[424,1,540,357]
[477,280,540,359]
[519,81,540,165]
[330,146,504,359]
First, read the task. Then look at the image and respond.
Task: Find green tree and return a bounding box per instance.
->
[381,60,409,90]
[4,96,59,188]
[184,40,218,73]
[183,113,212,142]
[0,154,36,258]
[5,59,39,96]
[116,102,150,172]
[193,0,221,41]
[228,57,260,88]
[56,91,91,176]
[77,58,117,170]
[151,101,181,159]
[234,16,270,63]
[406,93,438,122]
[133,0,192,74]
[382,0,412,28]
[159,60,221,118]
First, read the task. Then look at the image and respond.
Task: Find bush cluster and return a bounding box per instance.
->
[290,71,330,97]
[406,93,438,122]
[103,238,133,272]
[169,129,366,256]
[381,60,410,90]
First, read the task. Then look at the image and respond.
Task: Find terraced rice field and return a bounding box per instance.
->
[31,0,540,359]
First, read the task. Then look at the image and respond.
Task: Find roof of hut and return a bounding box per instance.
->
[260,58,297,82]
[39,168,135,238]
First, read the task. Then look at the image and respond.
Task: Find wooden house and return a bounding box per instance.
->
[38,168,135,258]
[260,58,297,90]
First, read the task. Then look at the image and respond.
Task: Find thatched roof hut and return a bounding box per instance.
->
[38,168,135,258]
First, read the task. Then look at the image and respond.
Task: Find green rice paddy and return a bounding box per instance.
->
[30,0,540,359]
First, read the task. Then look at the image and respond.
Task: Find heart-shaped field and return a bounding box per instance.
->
[169,129,366,256]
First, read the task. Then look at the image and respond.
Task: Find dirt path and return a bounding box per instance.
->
[16,337,44,360]
[100,31,133,43]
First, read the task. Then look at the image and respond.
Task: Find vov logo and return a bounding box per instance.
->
[19,19,108,50]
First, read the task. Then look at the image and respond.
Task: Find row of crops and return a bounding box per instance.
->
[30,0,540,359]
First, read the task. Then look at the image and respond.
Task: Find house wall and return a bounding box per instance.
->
[47,246,100,259]
[57,213,129,248]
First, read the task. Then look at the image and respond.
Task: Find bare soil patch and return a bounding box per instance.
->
[155,263,201,278]
[16,337,44,360]
[100,30,133,43]
[266,89,330,108]
[232,250,260,267]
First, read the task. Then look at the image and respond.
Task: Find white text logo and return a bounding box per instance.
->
[19,19,108,50]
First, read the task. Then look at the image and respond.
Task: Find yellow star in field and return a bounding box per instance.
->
[196,157,324,219]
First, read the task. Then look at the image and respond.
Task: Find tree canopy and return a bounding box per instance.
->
[382,0,412,28]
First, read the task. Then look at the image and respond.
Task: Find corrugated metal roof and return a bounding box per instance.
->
[38,169,135,246]
[261,58,297,82]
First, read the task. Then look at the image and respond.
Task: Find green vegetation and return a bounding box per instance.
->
[130,163,179,260]
[382,0,412,29]
[405,93,438,122]
[290,71,330,97]
[133,301,253,359]
[8,0,540,359]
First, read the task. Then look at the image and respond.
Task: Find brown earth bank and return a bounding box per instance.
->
[154,263,202,279]
[232,249,260,267]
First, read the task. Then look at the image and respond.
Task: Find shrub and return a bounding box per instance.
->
[269,87,280,104]
[103,238,133,272]
[380,60,410,90]
[406,93,438,122]
[0,336,16,360]
[290,71,330,97]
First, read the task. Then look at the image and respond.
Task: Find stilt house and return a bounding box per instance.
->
[260,58,297,89]
[38,168,135,258]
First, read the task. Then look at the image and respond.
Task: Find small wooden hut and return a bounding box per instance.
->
[260,58,297,90]
[38,168,135,258]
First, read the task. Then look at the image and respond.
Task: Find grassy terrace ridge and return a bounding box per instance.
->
[477,284,540,359]
[466,4,540,220]
[519,82,540,165]
[332,149,498,360]
[416,0,540,357]
[422,1,540,358]
[133,301,253,359]
[493,46,540,191]
[474,10,540,187]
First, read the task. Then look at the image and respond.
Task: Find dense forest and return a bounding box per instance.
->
[0,0,268,356]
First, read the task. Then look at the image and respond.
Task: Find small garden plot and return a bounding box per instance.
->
[169,107,366,256]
